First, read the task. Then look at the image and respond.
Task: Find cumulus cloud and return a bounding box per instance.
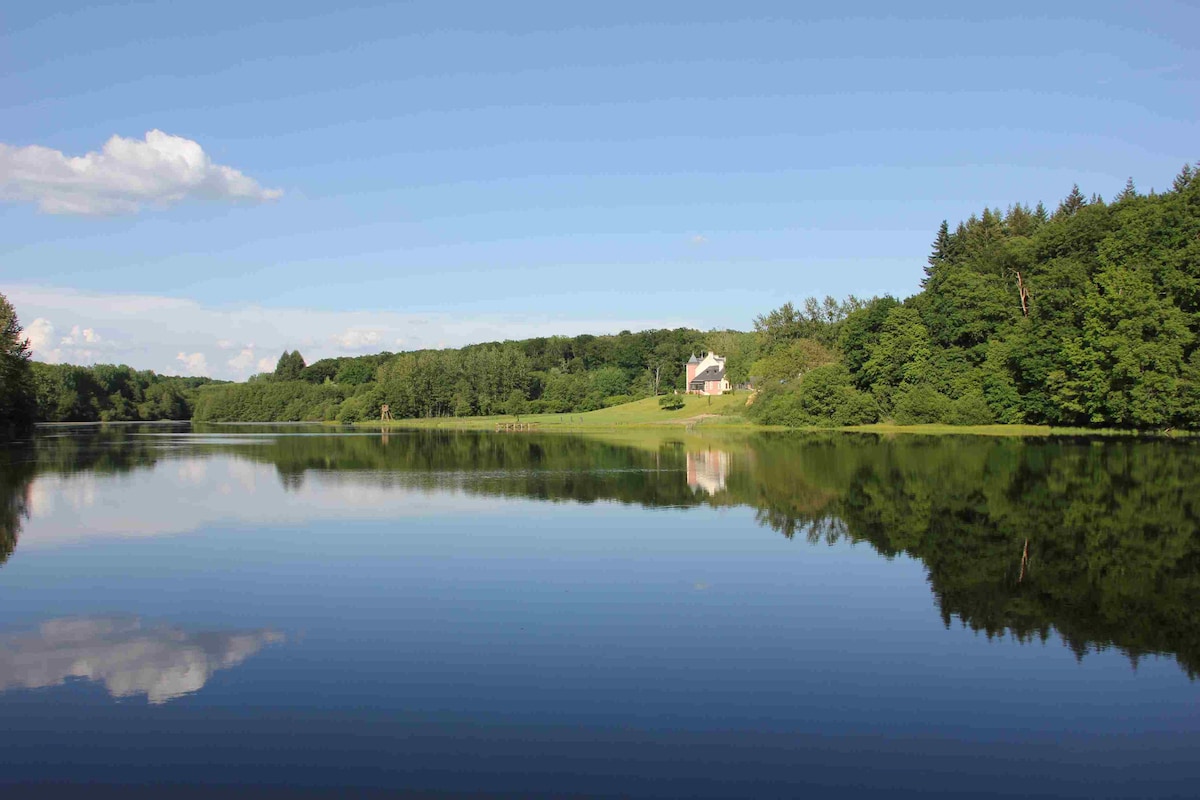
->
[334,328,383,351]
[4,285,686,380]
[175,351,209,375]
[60,324,101,345]
[24,317,56,358]
[0,129,282,215]
[21,318,115,365]
[226,348,257,373]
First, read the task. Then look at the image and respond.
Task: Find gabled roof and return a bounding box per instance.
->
[690,365,726,384]
[687,353,701,364]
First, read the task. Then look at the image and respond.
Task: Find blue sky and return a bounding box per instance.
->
[2,1,1197,378]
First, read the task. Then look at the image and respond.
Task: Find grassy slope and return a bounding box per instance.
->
[355,394,1189,437]
[363,393,751,430]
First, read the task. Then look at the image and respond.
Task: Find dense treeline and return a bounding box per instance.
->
[0,293,221,430]
[30,362,219,423]
[193,328,757,422]
[750,164,1200,428]
[5,164,1199,430]
[190,163,1200,430]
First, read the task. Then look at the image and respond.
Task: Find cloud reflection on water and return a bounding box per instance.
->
[0,617,283,704]
[21,456,515,549]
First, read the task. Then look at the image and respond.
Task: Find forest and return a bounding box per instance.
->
[1,162,1197,431]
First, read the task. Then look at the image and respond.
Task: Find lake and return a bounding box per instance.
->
[1,424,1198,798]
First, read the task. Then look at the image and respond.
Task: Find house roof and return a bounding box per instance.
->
[690,365,726,383]
[687,353,701,364]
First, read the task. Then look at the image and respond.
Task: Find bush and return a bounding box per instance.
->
[659,395,685,410]
[893,385,953,425]
[747,365,878,427]
[949,389,996,426]
[336,387,386,424]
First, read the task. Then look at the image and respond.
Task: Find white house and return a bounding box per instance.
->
[686,352,731,395]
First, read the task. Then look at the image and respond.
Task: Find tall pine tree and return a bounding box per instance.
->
[923,220,951,286]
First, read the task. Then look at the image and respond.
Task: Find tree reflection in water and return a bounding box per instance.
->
[4,425,1199,677]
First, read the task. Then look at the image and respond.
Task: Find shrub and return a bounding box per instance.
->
[746,365,878,427]
[949,389,996,426]
[659,395,685,410]
[893,385,953,425]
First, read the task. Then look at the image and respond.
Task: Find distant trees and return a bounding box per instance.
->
[8,164,1199,430]
[29,362,213,422]
[192,380,346,422]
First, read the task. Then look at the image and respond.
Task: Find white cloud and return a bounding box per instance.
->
[60,324,102,345]
[690,234,709,245]
[216,339,236,350]
[334,328,383,351]
[175,351,209,376]
[24,317,56,359]
[3,285,686,380]
[0,129,282,215]
[226,348,257,373]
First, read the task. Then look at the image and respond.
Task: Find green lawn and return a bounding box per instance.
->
[360,393,751,430]
[353,394,1188,437]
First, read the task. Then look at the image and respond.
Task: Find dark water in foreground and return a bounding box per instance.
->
[1,424,1198,798]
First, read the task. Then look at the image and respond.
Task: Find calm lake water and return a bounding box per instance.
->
[1,424,1198,798]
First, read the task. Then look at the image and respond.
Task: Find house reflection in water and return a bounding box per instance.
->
[686,449,730,495]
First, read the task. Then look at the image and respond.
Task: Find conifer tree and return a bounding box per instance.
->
[1056,184,1087,217]
[1173,163,1195,192]
[1005,203,1034,237]
[274,350,306,381]
[1115,177,1137,203]
[923,220,951,286]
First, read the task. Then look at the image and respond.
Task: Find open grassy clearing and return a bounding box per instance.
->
[357,393,750,431]
[351,394,1192,437]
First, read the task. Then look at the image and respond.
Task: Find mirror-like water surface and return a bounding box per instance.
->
[1,425,1198,797]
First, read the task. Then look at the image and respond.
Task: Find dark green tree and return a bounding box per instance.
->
[275,350,306,381]
[923,220,951,286]
[1055,184,1087,218]
[0,293,36,434]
